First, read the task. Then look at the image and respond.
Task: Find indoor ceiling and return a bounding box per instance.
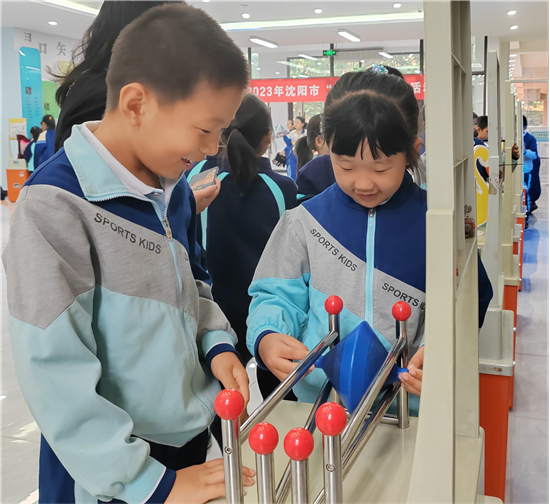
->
[2,0,548,100]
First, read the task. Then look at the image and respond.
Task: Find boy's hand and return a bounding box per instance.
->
[193,179,221,214]
[399,346,424,396]
[211,352,250,412]
[164,459,255,504]
[258,333,311,382]
[512,142,520,160]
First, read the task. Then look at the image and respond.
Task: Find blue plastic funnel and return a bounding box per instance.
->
[316,321,406,413]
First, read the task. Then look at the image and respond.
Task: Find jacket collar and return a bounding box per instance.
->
[64,124,141,201]
[333,170,416,212]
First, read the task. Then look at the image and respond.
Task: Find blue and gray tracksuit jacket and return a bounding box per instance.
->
[2,125,238,503]
[246,171,493,404]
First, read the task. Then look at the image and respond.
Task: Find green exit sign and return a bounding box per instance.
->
[323,49,337,56]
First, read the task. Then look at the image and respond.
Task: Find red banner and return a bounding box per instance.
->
[403,74,425,100]
[247,77,339,103]
[248,74,424,102]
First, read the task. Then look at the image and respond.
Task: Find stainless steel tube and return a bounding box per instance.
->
[276,381,332,504]
[340,336,406,455]
[241,330,339,443]
[328,313,341,405]
[221,418,244,504]
[291,460,309,504]
[342,382,401,477]
[312,383,401,504]
[255,453,275,504]
[323,435,343,504]
[396,319,409,429]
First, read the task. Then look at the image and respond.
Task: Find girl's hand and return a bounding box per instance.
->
[165,459,255,504]
[399,346,424,396]
[258,333,312,381]
[193,178,221,214]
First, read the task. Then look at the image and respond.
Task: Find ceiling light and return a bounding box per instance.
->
[275,71,280,75]
[393,3,402,8]
[510,54,517,57]
[250,36,278,49]
[221,11,424,31]
[299,53,318,61]
[242,13,250,19]
[202,0,210,2]
[48,21,58,26]
[257,67,261,70]
[314,8,323,14]
[42,0,98,15]
[338,29,361,42]
[379,51,394,58]
[510,25,519,30]
[507,10,516,16]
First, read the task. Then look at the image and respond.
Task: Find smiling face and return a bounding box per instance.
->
[330,141,407,208]
[294,118,304,131]
[131,82,244,179]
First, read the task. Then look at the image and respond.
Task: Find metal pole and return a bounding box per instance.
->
[329,43,335,77]
[241,329,339,443]
[397,318,409,429]
[328,314,341,405]
[291,460,309,504]
[276,380,332,504]
[255,452,275,504]
[316,403,347,504]
[249,422,279,504]
[312,383,401,504]
[221,418,244,504]
[284,428,314,504]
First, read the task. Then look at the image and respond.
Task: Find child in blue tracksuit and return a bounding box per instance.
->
[522,115,541,218]
[246,69,493,411]
[3,5,255,504]
[23,126,42,172]
[33,114,57,168]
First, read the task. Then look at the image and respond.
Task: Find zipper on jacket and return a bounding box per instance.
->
[365,208,376,323]
[92,188,214,418]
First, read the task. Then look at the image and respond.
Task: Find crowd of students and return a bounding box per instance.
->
[3,2,498,504]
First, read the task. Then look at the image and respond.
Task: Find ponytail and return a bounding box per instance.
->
[222,93,273,186]
[226,128,259,185]
[295,136,313,173]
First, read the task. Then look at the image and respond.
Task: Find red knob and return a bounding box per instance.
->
[316,402,347,437]
[284,428,314,461]
[392,301,411,322]
[325,295,344,315]
[214,389,245,421]
[249,422,279,455]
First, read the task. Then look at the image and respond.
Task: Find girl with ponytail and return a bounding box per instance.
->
[197,94,297,397]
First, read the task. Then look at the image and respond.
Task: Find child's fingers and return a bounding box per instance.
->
[243,466,256,477]
[271,358,300,381]
[399,371,422,395]
[279,344,309,361]
[408,346,425,369]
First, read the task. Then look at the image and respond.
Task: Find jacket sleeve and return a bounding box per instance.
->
[246,211,311,364]
[2,193,174,503]
[23,142,33,163]
[186,189,238,362]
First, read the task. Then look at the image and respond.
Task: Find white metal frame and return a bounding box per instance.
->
[408,2,483,502]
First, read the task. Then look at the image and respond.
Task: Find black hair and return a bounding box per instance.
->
[294,116,306,128]
[56,1,177,107]
[223,94,272,185]
[41,115,56,130]
[30,126,41,142]
[477,115,488,130]
[306,114,322,152]
[323,70,419,171]
[295,136,313,172]
[106,4,248,109]
[383,65,404,79]
[523,115,528,128]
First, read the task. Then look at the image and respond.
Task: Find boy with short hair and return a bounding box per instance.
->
[3,5,254,503]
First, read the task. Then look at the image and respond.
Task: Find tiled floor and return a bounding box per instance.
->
[1,175,548,503]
